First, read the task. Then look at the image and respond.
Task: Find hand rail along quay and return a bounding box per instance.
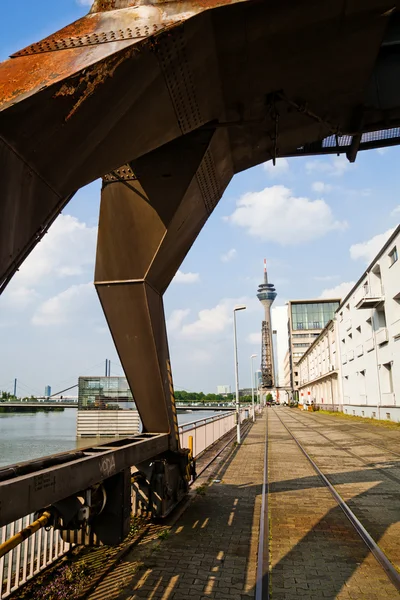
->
[0,410,246,599]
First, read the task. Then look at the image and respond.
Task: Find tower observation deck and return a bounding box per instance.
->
[257,260,277,389]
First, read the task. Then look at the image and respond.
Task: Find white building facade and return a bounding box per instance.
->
[297,225,400,421]
[338,227,400,420]
[217,385,231,395]
[297,320,342,410]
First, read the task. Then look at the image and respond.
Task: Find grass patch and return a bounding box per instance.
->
[157,530,170,541]
[316,409,400,430]
[196,484,207,496]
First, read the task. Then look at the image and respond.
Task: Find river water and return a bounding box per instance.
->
[0,409,218,467]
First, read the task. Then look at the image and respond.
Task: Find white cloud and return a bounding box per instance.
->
[263,158,289,176]
[247,332,261,345]
[306,155,349,177]
[167,309,190,333]
[312,181,333,193]
[225,185,347,245]
[350,228,395,264]
[14,214,97,287]
[32,283,94,326]
[391,205,400,217]
[319,281,355,300]
[172,270,200,284]
[376,147,389,155]
[76,0,92,5]
[220,248,237,263]
[180,296,256,339]
[1,286,38,310]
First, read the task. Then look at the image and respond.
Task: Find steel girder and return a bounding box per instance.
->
[1,0,400,441]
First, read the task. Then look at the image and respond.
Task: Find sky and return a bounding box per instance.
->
[1,2,400,397]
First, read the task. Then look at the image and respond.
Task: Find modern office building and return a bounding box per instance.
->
[287,299,340,395]
[257,259,277,388]
[77,376,140,437]
[44,385,51,398]
[297,225,400,421]
[217,385,231,395]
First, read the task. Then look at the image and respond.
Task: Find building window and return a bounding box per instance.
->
[387,413,391,420]
[382,362,394,393]
[372,411,376,418]
[389,246,398,266]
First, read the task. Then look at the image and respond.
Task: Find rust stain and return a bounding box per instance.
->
[0,0,245,110]
[54,46,137,121]
[91,0,117,11]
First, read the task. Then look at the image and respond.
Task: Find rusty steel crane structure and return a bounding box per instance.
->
[1,0,400,544]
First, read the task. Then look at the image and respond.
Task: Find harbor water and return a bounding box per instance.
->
[0,408,218,467]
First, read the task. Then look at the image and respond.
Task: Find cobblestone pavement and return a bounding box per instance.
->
[88,416,266,600]
[269,409,400,599]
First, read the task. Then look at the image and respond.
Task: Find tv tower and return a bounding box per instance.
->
[257,259,277,388]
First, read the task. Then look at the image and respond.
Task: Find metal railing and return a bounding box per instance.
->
[0,408,252,598]
[0,516,70,598]
[179,408,248,457]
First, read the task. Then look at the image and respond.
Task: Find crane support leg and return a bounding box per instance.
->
[93,127,232,518]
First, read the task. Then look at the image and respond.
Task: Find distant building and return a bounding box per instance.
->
[239,388,253,397]
[272,330,279,386]
[296,224,400,421]
[283,351,291,388]
[217,385,231,395]
[254,370,262,389]
[257,259,277,388]
[287,299,340,396]
[297,319,340,410]
[77,376,140,437]
[44,385,51,398]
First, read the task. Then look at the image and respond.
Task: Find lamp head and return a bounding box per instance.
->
[233,305,246,312]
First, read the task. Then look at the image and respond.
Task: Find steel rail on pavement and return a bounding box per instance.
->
[273,409,400,593]
[255,410,269,600]
[281,411,400,489]
[296,410,400,459]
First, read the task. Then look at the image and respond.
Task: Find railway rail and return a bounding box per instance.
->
[255,408,400,599]
[297,410,400,457]
[11,418,254,600]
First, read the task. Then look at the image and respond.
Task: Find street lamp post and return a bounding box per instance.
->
[250,354,257,422]
[233,305,246,444]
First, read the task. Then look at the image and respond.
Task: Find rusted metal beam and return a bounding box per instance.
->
[0,433,168,527]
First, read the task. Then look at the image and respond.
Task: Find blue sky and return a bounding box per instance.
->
[1,2,399,397]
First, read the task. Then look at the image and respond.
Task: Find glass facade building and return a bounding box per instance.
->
[288,299,341,394]
[291,302,339,331]
[78,376,136,410]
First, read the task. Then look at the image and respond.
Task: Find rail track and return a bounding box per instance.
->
[300,410,400,455]
[282,410,400,487]
[255,408,400,600]
[13,418,254,600]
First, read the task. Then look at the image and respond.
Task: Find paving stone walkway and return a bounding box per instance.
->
[88,416,266,600]
[269,409,400,599]
[88,410,400,600]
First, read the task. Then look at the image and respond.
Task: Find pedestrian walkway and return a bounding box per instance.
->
[269,409,400,599]
[88,416,267,600]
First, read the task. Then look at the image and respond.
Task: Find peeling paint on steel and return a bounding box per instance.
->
[0,0,247,111]
[54,46,138,120]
